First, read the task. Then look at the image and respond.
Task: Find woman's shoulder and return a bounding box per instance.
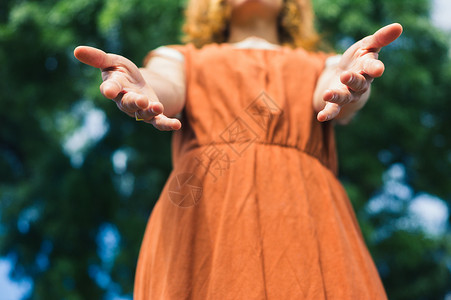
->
[143,44,192,65]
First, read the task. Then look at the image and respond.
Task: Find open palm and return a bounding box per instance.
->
[317,23,403,122]
[74,46,181,130]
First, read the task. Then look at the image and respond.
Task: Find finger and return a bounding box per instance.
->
[149,115,182,131]
[340,71,371,93]
[100,79,123,100]
[361,23,403,52]
[137,102,164,120]
[74,46,141,77]
[74,46,112,69]
[323,87,352,106]
[317,102,341,122]
[341,23,403,62]
[362,59,385,78]
[122,92,147,112]
[134,102,164,121]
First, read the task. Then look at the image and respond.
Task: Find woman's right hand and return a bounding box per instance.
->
[74,46,181,131]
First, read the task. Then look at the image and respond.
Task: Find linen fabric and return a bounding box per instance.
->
[134,43,387,300]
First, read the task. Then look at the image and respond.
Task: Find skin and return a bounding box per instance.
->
[73,0,402,130]
[314,24,403,123]
[228,0,282,44]
[73,46,184,130]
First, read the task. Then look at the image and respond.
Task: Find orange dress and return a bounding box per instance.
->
[134,43,387,299]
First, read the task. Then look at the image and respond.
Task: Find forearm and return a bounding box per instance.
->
[139,68,185,117]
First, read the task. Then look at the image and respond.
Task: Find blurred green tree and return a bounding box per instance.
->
[314,0,451,299]
[0,0,449,299]
[0,0,184,298]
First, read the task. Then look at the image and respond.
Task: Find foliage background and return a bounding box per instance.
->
[0,0,450,299]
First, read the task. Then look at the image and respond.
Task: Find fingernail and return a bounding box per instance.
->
[151,107,156,114]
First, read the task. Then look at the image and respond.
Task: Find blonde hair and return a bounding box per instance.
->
[182,0,319,50]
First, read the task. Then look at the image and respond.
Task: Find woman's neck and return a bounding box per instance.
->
[227,16,279,45]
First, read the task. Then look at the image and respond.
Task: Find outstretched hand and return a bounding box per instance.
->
[317,23,403,122]
[74,46,181,131]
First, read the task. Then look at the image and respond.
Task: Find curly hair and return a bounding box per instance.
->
[182,0,319,50]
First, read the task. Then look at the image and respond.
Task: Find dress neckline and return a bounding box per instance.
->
[230,36,282,50]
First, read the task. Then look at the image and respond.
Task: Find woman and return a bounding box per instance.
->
[75,0,402,298]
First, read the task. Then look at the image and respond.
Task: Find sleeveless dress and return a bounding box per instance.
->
[134,42,387,299]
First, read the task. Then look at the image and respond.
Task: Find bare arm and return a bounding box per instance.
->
[313,23,403,124]
[139,50,186,118]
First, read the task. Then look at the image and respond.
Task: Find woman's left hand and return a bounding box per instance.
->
[316,23,403,123]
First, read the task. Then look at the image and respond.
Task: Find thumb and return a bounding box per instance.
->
[74,46,114,69]
[362,23,403,51]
